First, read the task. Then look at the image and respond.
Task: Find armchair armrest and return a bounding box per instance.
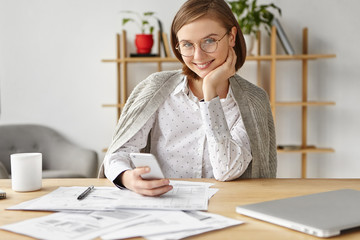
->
[45,141,98,178]
[0,161,9,179]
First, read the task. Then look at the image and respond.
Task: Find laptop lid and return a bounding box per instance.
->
[236,189,360,237]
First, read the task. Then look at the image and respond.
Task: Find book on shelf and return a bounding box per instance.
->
[272,18,295,55]
[161,32,172,57]
[156,19,169,57]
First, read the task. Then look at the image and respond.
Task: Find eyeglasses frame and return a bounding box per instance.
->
[175,30,230,57]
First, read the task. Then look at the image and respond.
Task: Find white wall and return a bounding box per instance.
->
[0,0,359,178]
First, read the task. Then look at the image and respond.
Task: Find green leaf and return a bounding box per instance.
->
[227,0,281,35]
[122,18,133,25]
[144,12,155,16]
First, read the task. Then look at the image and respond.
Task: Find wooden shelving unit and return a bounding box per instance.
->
[263,26,336,178]
[102,27,336,178]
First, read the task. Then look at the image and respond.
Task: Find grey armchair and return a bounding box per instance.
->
[0,124,98,179]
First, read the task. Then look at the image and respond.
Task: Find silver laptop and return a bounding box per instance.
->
[236,189,360,237]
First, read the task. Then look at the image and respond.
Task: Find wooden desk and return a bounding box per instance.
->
[1,178,360,240]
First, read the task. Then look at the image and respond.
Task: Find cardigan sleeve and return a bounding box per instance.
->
[229,74,277,179]
[267,100,277,177]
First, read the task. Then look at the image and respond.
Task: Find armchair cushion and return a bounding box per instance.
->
[0,124,98,178]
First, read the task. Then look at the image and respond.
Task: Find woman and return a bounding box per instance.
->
[99,0,277,196]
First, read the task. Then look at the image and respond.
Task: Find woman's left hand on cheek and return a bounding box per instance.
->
[202,47,237,100]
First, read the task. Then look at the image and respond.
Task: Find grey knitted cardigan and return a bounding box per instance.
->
[99,70,277,179]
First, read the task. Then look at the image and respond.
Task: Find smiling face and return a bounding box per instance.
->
[176,17,236,80]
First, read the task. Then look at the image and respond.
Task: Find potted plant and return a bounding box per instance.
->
[120,11,157,54]
[227,0,281,55]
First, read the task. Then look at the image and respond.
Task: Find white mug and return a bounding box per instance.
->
[11,153,42,192]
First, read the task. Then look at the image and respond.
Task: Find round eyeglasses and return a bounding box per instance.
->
[175,31,229,57]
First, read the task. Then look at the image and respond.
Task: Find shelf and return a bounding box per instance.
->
[102,103,125,108]
[277,146,335,154]
[246,54,335,61]
[275,101,335,106]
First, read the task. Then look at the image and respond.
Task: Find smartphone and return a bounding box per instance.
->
[129,153,165,180]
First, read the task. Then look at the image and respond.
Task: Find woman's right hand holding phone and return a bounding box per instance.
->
[119,168,173,196]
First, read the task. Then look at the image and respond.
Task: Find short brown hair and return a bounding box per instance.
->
[171,0,246,80]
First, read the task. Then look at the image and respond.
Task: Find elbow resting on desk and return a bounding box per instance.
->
[213,164,249,182]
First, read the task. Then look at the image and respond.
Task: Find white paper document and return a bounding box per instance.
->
[145,211,244,240]
[101,210,208,240]
[8,180,211,211]
[100,210,243,240]
[0,210,145,240]
[0,209,241,240]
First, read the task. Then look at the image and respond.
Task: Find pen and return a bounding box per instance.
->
[77,185,94,200]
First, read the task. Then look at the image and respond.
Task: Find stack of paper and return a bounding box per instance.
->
[1,180,243,240]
